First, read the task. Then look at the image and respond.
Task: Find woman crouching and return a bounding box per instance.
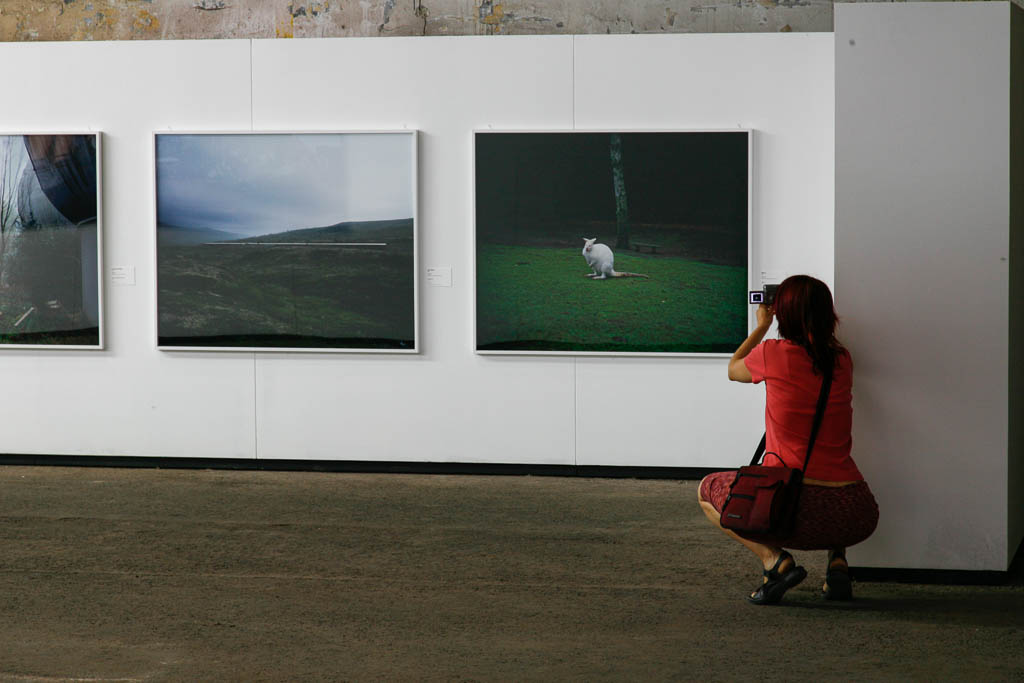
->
[699,275,878,604]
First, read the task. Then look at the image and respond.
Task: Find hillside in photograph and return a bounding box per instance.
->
[158,218,414,349]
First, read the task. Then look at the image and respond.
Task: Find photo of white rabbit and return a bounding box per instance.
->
[475,131,748,354]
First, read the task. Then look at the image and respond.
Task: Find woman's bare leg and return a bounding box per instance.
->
[825,548,848,591]
[696,479,794,588]
[698,499,788,570]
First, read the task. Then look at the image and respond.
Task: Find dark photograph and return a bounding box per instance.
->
[0,134,101,347]
[475,131,749,354]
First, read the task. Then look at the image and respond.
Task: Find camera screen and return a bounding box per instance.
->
[749,291,764,304]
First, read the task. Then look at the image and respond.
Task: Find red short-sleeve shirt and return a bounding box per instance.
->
[743,339,863,482]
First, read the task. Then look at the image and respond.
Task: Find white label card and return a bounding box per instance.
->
[111,266,136,286]
[427,266,453,287]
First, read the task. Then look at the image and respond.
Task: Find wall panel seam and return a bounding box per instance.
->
[253,355,259,459]
[571,36,576,129]
[573,357,578,466]
[572,36,577,465]
[250,39,257,460]
[249,39,255,131]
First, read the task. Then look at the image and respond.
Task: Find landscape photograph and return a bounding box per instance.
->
[156,132,416,351]
[475,131,749,354]
[0,133,101,347]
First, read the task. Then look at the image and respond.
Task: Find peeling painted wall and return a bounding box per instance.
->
[0,0,821,41]
[0,0,1015,42]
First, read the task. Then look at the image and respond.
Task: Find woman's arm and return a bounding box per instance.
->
[728,304,774,383]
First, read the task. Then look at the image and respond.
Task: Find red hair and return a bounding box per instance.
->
[773,275,843,376]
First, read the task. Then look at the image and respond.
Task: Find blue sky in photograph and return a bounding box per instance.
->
[156,133,414,237]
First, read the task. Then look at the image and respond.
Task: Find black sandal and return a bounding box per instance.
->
[748,551,807,605]
[823,551,853,601]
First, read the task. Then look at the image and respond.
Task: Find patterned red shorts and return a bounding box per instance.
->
[699,470,879,550]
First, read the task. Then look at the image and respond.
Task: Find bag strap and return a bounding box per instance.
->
[748,361,834,471]
[800,362,834,473]
[750,434,768,467]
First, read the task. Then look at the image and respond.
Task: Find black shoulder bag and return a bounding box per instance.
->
[720,365,834,536]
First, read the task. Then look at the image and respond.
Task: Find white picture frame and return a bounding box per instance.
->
[0,131,104,350]
[153,130,419,354]
[473,128,753,357]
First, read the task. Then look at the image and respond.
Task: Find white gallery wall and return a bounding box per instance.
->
[0,40,257,459]
[0,33,835,467]
[835,2,1019,571]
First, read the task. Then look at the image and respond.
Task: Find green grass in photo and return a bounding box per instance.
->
[476,244,745,353]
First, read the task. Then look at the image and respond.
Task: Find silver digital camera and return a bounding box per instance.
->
[748,284,779,306]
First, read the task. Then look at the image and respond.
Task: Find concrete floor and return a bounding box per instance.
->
[0,466,1021,681]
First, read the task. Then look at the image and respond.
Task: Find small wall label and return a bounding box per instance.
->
[427,266,453,287]
[111,266,136,286]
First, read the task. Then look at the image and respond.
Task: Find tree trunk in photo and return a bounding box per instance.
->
[0,137,24,283]
[512,152,521,242]
[609,134,630,250]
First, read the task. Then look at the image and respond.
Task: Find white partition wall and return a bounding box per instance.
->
[835,2,1021,571]
[0,34,834,468]
[250,37,577,464]
[0,40,257,459]
[572,34,834,467]
[250,34,834,465]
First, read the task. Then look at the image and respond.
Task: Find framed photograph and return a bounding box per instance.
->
[155,131,418,352]
[0,133,103,349]
[474,130,751,356]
